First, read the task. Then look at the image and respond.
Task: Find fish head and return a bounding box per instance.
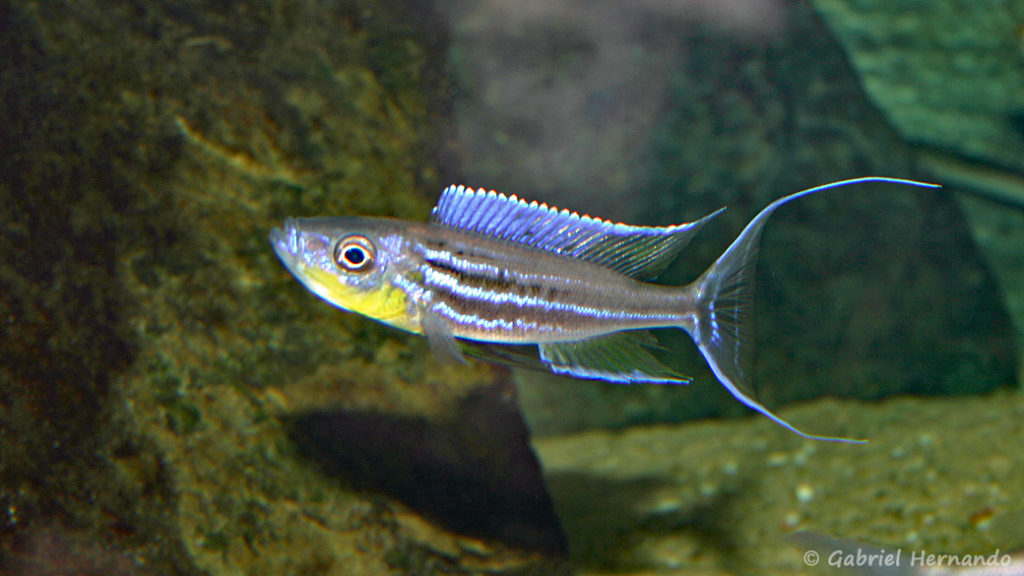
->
[270,217,417,331]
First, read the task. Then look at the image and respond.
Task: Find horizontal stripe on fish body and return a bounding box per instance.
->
[400,228,690,343]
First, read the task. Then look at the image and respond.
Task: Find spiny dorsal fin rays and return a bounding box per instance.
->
[431,185,724,280]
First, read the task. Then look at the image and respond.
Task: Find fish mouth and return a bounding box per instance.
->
[270,218,300,259]
[270,218,307,281]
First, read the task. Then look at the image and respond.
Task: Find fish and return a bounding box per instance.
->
[270,176,940,443]
[790,531,1024,576]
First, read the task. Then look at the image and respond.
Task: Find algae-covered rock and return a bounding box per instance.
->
[637,4,1017,414]
[810,0,1024,173]
[808,0,1024,370]
[0,1,566,574]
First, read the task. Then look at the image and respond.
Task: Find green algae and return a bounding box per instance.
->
[0,1,565,574]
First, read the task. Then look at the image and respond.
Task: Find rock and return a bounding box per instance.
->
[286,378,568,556]
[810,0,1024,172]
[0,1,567,574]
[450,2,1019,433]
[807,0,1024,387]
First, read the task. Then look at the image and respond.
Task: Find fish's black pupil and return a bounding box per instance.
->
[344,246,365,265]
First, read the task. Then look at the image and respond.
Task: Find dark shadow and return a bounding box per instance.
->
[285,382,568,555]
[1008,110,1024,142]
[545,471,749,573]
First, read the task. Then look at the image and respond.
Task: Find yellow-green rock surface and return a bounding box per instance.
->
[0,2,566,574]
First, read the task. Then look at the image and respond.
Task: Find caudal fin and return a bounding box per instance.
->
[684,177,940,443]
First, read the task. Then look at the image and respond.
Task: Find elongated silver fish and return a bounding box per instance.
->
[271,176,939,443]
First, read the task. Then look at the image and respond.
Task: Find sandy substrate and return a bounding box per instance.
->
[534,390,1024,575]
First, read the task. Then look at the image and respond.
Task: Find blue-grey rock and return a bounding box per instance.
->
[451,2,1020,434]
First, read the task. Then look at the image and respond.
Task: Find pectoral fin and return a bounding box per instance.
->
[421,306,467,364]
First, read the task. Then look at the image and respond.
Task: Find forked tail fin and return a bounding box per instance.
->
[684,177,941,443]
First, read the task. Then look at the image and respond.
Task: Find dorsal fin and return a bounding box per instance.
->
[431,185,723,279]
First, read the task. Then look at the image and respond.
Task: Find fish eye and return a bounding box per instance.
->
[333,234,376,273]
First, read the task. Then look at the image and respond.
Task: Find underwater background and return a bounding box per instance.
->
[1,1,1022,574]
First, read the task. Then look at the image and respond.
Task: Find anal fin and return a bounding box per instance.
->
[538,331,690,384]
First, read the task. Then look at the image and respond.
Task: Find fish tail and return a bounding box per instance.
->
[682,177,940,443]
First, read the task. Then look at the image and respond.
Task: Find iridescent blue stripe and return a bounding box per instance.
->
[414,243,672,338]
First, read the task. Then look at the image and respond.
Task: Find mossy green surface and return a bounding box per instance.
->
[0,2,565,574]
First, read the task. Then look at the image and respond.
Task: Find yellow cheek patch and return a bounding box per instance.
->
[300,266,419,333]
